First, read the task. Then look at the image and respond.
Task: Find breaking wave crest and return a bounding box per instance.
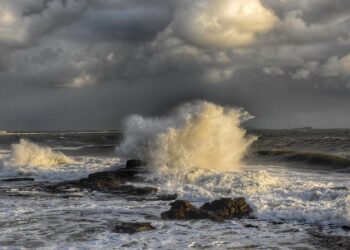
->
[258,150,350,171]
[11,139,74,168]
[116,101,256,179]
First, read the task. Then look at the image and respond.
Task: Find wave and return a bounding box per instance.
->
[116,101,256,179]
[257,150,350,171]
[10,139,74,168]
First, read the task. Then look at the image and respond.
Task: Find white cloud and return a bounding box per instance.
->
[69,73,95,88]
[172,0,277,48]
[322,54,350,77]
[0,2,28,45]
[0,0,87,46]
[290,68,310,79]
[263,66,284,76]
[203,67,235,83]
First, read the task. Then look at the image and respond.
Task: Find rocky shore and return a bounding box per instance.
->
[1,159,255,234]
[1,158,350,250]
[54,160,253,233]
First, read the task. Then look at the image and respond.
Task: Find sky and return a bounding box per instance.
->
[0,0,349,130]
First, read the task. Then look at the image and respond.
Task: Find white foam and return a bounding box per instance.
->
[11,139,74,168]
[115,101,349,226]
[150,164,350,225]
[0,139,122,181]
[117,101,256,179]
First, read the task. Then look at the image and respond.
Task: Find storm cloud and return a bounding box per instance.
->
[0,0,349,129]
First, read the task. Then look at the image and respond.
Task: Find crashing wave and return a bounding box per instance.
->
[10,139,74,168]
[116,101,256,179]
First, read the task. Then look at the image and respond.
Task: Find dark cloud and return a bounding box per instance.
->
[79,4,172,42]
[0,0,349,130]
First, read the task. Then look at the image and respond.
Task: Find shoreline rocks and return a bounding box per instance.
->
[161,198,252,222]
[43,159,177,200]
[114,222,156,234]
[200,197,252,219]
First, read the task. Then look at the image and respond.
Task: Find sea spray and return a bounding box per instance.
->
[116,101,256,179]
[11,139,74,168]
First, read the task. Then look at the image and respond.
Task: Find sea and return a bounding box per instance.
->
[0,102,350,249]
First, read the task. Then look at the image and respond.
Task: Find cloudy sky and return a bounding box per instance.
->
[0,0,349,130]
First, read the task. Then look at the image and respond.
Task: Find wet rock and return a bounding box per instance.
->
[169,200,195,211]
[155,193,178,201]
[110,185,158,196]
[60,159,147,192]
[126,159,145,169]
[114,222,156,234]
[2,178,35,182]
[161,198,252,222]
[76,171,126,191]
[244,224,258,228]
[41,159,156,197]
[200,197,252,219]
[160,200,222,222]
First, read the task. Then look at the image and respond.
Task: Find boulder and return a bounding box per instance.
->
[40,159,181,200]
[161,200,223,222]
[76,171,126,191]
[114,222,156,234]
[66,159,147,192]
[126,159,145,168]
[161,198,252,222]
[160,200,195,219]
[200,197,252,219]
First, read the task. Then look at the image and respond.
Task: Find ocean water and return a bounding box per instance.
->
[0,128,349,249]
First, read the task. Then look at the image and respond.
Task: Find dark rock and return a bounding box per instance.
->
[342,225,350,231]
[126,159,145,169]
[40,159,155,197]
[200,197,252,219]
[161,200,196,219]
[169,200,195,210]
[76,171,126,191]
[182,208,223,222]
[161,200,222,222]
[155,193,178,201]
[161,198,252,222]
[244,224,258,228]
[110,185,158,196]
[114,222,156,234]
[75,172,126,191]
[2,177,35,182]
[270,220,284,225]
[60,159,147,192]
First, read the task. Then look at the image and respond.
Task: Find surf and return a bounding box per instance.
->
[116,101,256,179]
[10,139,74,168]
[257,149,350,171]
